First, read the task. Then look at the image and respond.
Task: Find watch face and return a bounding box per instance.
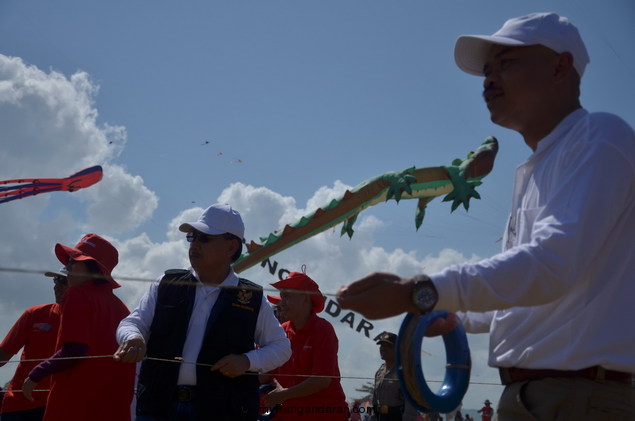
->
[414,283,438,311]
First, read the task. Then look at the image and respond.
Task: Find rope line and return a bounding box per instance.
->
[0,266,504,399]
[0,354,504,386]
[0,266,337,297]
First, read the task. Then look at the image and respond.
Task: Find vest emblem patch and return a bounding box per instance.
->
[236,288,253,305]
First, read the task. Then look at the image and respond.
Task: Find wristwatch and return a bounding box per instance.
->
[411,274,438,313]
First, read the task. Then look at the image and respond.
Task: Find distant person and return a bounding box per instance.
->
[0,269,68,421]
[349,401,363,421]
[338,12,635,420]
[444,404,462,421]
[261,271,348,420]
[115,203,291,420]
[22,234,135,421]
[370,332,418,421]
[477,400,492,421]
[422,412,441,421]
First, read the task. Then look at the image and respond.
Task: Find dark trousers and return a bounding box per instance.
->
[136,401,198,421]
[377,412,402,421]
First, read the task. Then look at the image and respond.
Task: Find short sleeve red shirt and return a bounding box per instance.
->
[42,282,135,421]
[480,405,493,421]
[272,314,348,420]
[0,304,60,413]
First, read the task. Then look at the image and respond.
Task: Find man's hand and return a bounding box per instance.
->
[263,379,287,407]
[22,377,37,401]
[210,354,250,378]
[336,272,418,319]
[425,313,459,337]
[113,336,146,363]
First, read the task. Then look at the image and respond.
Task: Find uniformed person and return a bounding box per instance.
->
[371,332,418,421]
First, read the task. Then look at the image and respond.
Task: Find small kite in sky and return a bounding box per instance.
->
[0,166,103,204]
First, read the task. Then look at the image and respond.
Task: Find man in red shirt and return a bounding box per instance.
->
[477,400,493,421]
[21,234,135,421]
[0,269,68,421]
[262,272,348,420]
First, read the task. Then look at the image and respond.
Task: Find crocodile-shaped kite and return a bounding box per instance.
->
[234,137,498,273]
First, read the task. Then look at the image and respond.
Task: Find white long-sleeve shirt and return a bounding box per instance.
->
[432,109,635,372]
[117,268,291,385]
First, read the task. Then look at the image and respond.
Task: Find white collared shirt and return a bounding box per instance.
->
[117,268,290,385]
[433,109,635,372]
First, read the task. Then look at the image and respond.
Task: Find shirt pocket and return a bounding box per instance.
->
[509,206,544,246]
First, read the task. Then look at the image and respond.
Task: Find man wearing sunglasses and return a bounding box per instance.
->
[0,269,68,421]
[116,203,291,421]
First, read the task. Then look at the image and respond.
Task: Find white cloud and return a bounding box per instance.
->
[0,55,121,176]
[218,182,297,241]
[0,53,498,408]
[83,165,158,234]
[213,182,500,404]
[0,52,158,354]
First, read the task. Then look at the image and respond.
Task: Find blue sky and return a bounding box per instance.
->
[1,0,634,412]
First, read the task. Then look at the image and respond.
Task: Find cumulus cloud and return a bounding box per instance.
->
[83,165,158,234]
[0,52,498,403]
[213,182,496,400]
[0,55,121,176]
[0,52,157,328]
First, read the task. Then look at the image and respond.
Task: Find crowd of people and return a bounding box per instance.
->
[0,203,468,421]
[2,10,634,421]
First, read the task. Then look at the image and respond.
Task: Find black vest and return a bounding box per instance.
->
[137,269,262,420]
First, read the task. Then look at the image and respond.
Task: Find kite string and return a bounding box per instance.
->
[0,354,380,380]
[0,266,340,298]
[0,353,502,394]
[0,266,504,395]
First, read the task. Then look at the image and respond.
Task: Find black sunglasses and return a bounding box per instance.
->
[53,276,68,286]
[186,232,231,244]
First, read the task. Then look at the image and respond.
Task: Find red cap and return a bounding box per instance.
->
[55,233,120,288]
[268,272,324,313]
[266,295,281,306]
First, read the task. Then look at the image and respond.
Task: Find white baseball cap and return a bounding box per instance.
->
[179,203,245,240]
[454,12,590,77]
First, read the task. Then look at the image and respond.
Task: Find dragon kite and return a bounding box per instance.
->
[235,137,498,273]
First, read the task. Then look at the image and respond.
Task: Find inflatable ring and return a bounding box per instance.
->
[396,310,471,413]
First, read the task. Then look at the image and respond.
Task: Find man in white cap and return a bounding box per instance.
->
[115,203,291,421]
[337,12,635,420]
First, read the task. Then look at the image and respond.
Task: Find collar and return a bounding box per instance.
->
[532,108,588,157]
[288,312,319,333]
[189,267,239,288]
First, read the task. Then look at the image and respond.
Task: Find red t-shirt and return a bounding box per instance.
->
[42,282,135,421]
[480,405,493,421]
[272,314,348,420]
[0,304,60,413]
